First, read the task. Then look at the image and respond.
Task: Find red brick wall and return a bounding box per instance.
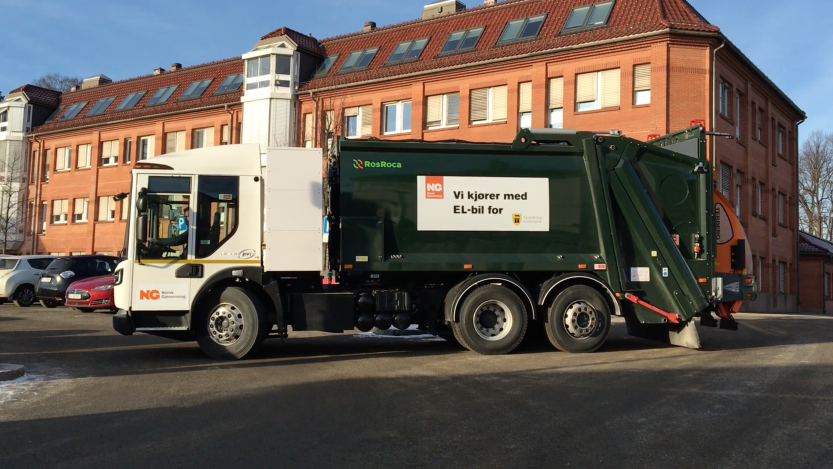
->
[799,256,833,313]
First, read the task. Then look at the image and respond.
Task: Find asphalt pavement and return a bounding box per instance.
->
[1,306,832,468]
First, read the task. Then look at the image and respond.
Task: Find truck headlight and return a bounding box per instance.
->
[114,269,123,286]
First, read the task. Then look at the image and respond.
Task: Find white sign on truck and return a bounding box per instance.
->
[417,176,550,232]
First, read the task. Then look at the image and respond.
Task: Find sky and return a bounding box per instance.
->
[1,0,830,138]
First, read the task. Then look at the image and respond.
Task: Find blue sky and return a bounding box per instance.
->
[1,0,829,137]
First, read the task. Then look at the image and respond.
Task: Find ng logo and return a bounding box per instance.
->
[139,290,160,300]
[425,176,444,199]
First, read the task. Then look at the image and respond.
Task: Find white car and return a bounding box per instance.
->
[0,256,57,307]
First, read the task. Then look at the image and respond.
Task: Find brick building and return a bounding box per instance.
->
[798,232,833,314]
[284,0,804,312]
[23,59,244,256]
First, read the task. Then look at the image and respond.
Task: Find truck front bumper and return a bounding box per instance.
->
[113,309,134,336]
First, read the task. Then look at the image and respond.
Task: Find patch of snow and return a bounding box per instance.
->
[0,367,69,405]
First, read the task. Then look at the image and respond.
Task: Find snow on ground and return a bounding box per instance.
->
[354,325,446,341]
[0,367,70,405]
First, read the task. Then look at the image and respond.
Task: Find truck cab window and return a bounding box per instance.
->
[142,194,191,260]
[195,176,239,259]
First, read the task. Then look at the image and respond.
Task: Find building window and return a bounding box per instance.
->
[121,196,130,221]
[214,74,244,95]
[77,144,92,168]
[562,1,614,32]
[221,125,230,145]
[518,82,532,130]
[426,93,460,129]
[51,199,68,224]
[0,111,7,132]
[757,258,765,292]
[115,92,146,111]
[548,77,564,128]
[778,192,785,225]
[498,15,546,44]
[303,114,313,148]
[85,97,116,117]
[633,64,651,105]
[179,79,214,101]
[735,92,742,140]
[56,147,72,171]
[576,69,619,111]
[777,124,785,155]
[756,108,764,142]
[778,262,786,293]
[275,55,292,76]
[165,131,186,154]
[338,48,379,73]
[192,128,214,149]
[124,138,132,164]
[735,171,742,217]
[344,105,372,138]
[386,38,429,64]
[60,102,89,120]
[758,181,765,216]
[138,136,154,161]
[100,140,119,166]
[440,27,485,54]
[719,163,731,197]
[98,196,116,222]
[718,80,730,117]
[40,201,47,233]
[246,56,271,87]
[470,86,508,125]
[45,106,65,123]
[146,86,178,106]
[42,149,50,182]
[384,101,412,134]
[314,55,339,77]
[73,198,89,222]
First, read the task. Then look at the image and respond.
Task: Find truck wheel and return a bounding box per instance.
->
[196,287,268,360]
[13,285,35,307]
[452,284,527,355]
[545,285,610,353]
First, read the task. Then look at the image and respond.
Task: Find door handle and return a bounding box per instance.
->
[175,264,203,278]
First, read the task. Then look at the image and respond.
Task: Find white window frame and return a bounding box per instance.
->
[52,199,68,224]
[77,144,92,169]
[576,69,620,112]
[98,196,116,222]
[426,93,460,130]
[245,55,272,90]
[192,127,214,149]
[383,101,412,135]
[344,106,372,138]
[165,130,186,154]
[121,196,130,220]
[40,201,47,233]
[470,86,508,125]
[633,64,651,105]
[138,136,154,161]
[101,140,119,166]
[719,80,730,117]
[124,138,132,164]
[56,147,71,171]
[548,77,564,129]
[73,198,89,223]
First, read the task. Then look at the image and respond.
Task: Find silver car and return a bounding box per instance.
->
[0,256,57,307]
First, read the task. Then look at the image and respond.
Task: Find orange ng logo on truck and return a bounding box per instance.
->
[139,290,161,300]
[425,176,444,199]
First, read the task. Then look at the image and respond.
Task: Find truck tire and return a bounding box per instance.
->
[13,285,35,307]
[452,284,527,355]
[545,285,610,353]
[196,287,268,360]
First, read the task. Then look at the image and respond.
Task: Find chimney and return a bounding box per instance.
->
[81,74,112,90]
[362,21,376,32]
[153,68,165,75]
[70,85,81,92]
[422,0,466,19]
[484,0,495,5]
[170,62,182,71]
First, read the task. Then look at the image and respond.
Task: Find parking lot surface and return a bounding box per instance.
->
[1,306,832,468]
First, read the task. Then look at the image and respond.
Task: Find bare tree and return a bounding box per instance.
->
[310,95,343,157]
[798,130,833,238]
[32,73,82,92]
[0,148,27,254]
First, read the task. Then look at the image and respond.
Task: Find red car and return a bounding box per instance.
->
[65,275,115,313]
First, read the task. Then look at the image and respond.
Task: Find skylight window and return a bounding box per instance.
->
[145,85,178,106]
[178,79,213,101]
[498,15,546,43]
[440,27,485,54]
[562,1,614,32]
[46,106,65,123]
[115,91,146,111]
[61,101,89,119]
[339,48,379,73]
[214,74,244,94]
[386,38,429,64]
[314,55,339,77]
[85,97,116,116]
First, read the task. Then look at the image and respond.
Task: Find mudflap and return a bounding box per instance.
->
[668,320,701,349]
[623,315,701,350]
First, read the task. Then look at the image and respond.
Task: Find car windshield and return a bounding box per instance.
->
[26,258,53,270]
[0,259,18,270]
[45,258,75,273]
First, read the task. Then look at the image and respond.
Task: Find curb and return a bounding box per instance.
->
[0,364,25,382]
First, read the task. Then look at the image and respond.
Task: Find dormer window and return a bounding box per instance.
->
[440,26,485,54]
[85,97,116,116]
[562,1,614,33]
[276,55,291,75]
[338,48,379,73]
[498,15,546,44]
[145,86,178,106]
[314,55,339,77]
[246,56,271,90]
[60,101,89,119]
[386,38,429,64]
[179,79,214,100]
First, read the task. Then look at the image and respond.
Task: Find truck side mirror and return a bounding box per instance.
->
[137,215,148,243]
[136,188,148,213]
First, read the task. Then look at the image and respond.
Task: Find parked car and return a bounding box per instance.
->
[0,256,57,307]
[35,255,119,307]
[65,275,115,313]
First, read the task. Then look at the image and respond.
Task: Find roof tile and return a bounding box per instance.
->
[800,231,833,256]
[6,85,62,108]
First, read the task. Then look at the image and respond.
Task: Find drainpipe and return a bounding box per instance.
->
[711,39,726,162]
[224,104,234,144]
[30,137,42,254]
[796,116,805,313]
[310,91,317,147]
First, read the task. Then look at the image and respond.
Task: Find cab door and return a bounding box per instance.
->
[130,173,196,313]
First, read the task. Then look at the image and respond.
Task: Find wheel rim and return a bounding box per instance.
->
[208,303,245,346]
[473,300,513,341]
[19,288,33,305]
[563,301,599,339]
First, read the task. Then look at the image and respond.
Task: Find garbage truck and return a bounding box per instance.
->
[112,126,755,359]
